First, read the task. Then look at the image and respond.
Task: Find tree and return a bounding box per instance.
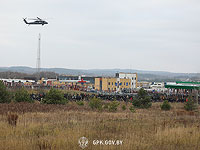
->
[0,81,11,103]
[108,101,120,112]
[15,87,32,102]
[161,100,171,111]
[42,88,68,104]
[132,88,152,109]
[184,95,197,111]
[89,98,102,110]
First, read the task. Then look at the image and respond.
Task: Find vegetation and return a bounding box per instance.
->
[0,71,59,80]
[108,101,120,112]
[76,101,84,106]
[184,96,197,111]
[122,105,126,111]
[161,100,171,111]
[0,102,199,150]
[0,81,11,103]
[103,103,110,109]
[129,106,135,113]
[7,113,18,126]
[132,88,152,109]
[42,88,68,104]
[15,88,33,103]
[89,98,103,110]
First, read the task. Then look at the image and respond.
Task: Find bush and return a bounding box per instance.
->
[108,101,120,112]
[103,103,110,109]
[184,96,197,111]
[76,101,84,106]
[7,113,18,126]
[0,81,11,103]
[129,106,135,113]
[15,88,32,102]
[132,88,152,109]
[89,98,102,110]
[42,88,68,104]
[122,105,126,111]
[161,100,171,111]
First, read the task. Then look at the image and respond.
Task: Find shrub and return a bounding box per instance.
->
[42,88,68,104]
[89,98,102,110]
[132,88,152,109]
[122,105,126,111]
[15,88,32,102]
[103,103,110,109]
[161,100,171,111]
[0,81,11,103]
[7,113,18,126]
[129,106,135,113]
[184,96,197,111]
[108,101,120,112]
[76,101,84,106]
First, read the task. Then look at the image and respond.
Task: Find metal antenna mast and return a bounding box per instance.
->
[36,33,41,74]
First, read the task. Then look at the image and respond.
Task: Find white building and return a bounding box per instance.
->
[150,82,167,92]
[115,72,138,89]
[150,82,165,89]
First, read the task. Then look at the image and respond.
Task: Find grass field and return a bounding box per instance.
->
[0,102,199,150]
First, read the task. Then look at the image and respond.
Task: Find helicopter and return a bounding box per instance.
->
[23,17,48,25]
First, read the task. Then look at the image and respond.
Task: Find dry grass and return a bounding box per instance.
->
[0,102,199,150]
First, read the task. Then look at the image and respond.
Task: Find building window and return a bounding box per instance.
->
[112,82,113,85]
[108,82,110,85]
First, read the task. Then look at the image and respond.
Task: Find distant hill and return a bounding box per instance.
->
[0,66,200,82]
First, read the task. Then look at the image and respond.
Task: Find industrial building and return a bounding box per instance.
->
[59,75,98,84]
[137,81,151,89]
[95,77,131,92]
[115,72,138,89]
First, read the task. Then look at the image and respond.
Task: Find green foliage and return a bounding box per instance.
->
[161,100,171,111]
[184,96,197,111]
[103,103,110,109]
[129,106,135,113]
[132,88,152,109]
[76,101,84,106]
[89,98,102,110]
[42,88,68,104]
[122,105,126,111]
[108,101,120,112]
[0,81,11,103]
[15,88,32,103]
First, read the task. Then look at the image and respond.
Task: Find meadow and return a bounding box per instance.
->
[0,102,199,150]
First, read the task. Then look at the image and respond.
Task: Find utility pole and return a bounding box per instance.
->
[36,33,41,80]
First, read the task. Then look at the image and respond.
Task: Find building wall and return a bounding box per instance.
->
[95,78,101,91]
[95,77,131,92]
[137,81,151,89]
[116,73,138,89]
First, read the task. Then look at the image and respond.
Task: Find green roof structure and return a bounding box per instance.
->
[165,82,200,90]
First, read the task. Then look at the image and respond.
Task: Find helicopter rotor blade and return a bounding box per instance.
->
[28,18,38,20]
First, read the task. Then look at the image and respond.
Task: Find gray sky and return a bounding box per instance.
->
[0,0,200,73]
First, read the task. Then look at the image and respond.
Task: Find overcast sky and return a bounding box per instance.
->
[0,0,200,73]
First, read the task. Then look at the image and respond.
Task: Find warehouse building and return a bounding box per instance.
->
[95,77,131,92]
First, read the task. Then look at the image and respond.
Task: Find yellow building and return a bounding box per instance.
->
[95,77,131,92]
